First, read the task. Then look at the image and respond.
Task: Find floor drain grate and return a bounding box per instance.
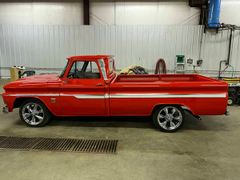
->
[0,136,7,143]
[0,136,118,154]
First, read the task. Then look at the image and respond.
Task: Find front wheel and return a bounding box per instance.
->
[19,99,51,127]
[153,106,184,132]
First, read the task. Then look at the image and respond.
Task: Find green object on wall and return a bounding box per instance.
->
[176,55,185,63]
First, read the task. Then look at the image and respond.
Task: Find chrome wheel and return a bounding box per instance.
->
[21,102,44,126]
[157,106,183,131]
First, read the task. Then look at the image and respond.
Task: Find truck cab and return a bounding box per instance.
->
[58,55,116,116]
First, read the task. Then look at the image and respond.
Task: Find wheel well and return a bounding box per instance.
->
[152,104,196,117]
[151,104,183,115]
[14,97,54,116]
[13,97,42,108]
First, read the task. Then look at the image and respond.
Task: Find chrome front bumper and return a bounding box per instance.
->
[2,106,8,113]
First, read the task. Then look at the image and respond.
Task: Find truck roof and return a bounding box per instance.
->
[67,55,113,61]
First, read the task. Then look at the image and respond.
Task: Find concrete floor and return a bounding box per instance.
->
[0,79,240,180]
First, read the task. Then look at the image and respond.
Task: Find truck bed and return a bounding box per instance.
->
[110,74,227,116]
[114,74,217,83]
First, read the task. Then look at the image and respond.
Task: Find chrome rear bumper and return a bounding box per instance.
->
[225,109,229,116]
[2,106,8,113]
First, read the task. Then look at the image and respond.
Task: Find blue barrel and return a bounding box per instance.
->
[208,0,221,28]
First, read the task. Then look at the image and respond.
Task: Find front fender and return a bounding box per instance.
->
[1,93,16,112]
[2,93,59,116]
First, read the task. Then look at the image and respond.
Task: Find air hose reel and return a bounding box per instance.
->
[155,58,167,74]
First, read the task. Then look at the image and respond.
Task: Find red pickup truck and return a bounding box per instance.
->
[2,55,228,132]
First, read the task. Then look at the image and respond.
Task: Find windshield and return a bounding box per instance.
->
[59,61,69,77]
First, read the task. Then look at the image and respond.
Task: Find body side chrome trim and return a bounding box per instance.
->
[109,93,227,98]
[6,94,59,97]
[5,93,227,99]
[60,93,105,99]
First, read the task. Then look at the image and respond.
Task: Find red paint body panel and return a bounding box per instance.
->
[2,55,228,117]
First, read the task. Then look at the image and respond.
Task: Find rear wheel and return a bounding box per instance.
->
[153,106,184,132]
[19,99,51,127]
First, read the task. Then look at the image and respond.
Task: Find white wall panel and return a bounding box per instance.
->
[221,0,240,26]
[91,1,200,25]
[91,0,240,26]
[1,25,240,78]
[0,0,240,26]
[0,2,83,25]
[200,30,240,73]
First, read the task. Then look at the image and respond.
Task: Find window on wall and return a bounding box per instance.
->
[68,61,100,79]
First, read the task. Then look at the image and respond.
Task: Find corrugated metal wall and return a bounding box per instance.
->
[201,29,240,72]
[0,24,240,77]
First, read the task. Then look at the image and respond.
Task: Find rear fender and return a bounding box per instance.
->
[151,104,196,116]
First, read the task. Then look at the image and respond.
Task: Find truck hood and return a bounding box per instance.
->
[20,74,60,83]
[3,74,61,91]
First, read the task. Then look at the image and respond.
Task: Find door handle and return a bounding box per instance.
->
[96,83,103,86]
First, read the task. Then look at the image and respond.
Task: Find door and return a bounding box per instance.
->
[59,60,106,116]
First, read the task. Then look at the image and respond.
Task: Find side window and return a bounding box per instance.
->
[86,61,99,73]
[68,61,101,79]
[69,61,84,74]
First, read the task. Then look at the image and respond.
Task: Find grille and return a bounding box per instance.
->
[0,136,118,154]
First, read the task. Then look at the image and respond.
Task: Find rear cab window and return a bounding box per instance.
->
[109,59,114,74]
